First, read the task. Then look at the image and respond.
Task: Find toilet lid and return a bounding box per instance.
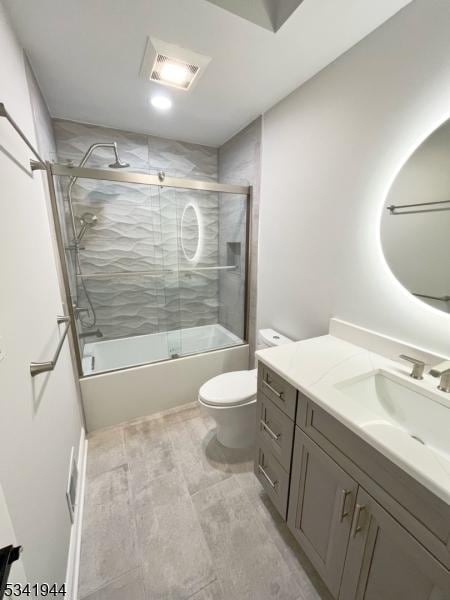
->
[199,369,257,407]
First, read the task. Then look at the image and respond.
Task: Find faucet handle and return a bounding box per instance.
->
[399,355,425,380]
[429,361,450,392]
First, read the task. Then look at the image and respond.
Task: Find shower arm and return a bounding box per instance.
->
[66,142,122,238]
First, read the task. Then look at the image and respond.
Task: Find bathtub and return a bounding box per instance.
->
[82,323,242,374]
[80,323,249,430]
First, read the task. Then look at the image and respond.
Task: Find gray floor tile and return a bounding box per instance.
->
[79,465,139,599]
[214,442,255,475]
[124,417,176,495]
[81,568,145,600]
[160,402,201,425]
[168,417,232,496]
[86,427,126,481]
[192,477,302,600]
[237,471,333,600]
[135,469,216,600]
[79,402,330,600]
[188,579,225,599]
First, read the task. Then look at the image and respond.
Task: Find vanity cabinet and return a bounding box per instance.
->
[254,362,450,600]
[339,488,450,600]
[289,430,450,599]
[254,365,297,518]
[288,428,358,597]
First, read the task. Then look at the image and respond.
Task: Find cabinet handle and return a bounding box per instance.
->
[263,379,284,400]
[260,420,280,441]
[339,489,352,522]
[350,504,366,537]
[258,464,278,489]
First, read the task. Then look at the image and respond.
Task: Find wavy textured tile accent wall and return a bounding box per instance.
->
[53,119,219,341]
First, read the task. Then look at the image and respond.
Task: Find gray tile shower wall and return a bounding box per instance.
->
[52,119,219,341]
[218,118,261,363]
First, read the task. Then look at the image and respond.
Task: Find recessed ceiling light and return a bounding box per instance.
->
[150,95,172,111]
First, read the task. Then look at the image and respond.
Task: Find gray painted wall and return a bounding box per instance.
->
[218,118,262,364]
[258,0,450,357]
[53,119,221,341]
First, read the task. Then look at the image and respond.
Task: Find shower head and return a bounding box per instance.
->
[76,212,98,242]
[108,159,130,169]
[80,212,98,226]
[108,142,129,168]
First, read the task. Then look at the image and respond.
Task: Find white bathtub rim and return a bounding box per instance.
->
[81,341,249,379]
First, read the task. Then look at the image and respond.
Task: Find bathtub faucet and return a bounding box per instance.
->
[79,329,103,339]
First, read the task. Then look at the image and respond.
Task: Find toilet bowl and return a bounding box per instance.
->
[198,329,292,448]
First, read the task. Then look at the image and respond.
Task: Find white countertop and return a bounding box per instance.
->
[256,334,450,505]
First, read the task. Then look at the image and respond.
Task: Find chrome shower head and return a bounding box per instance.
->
[108,142,129,168]
[76,212,98,242]
[80,212,98,226]
[108,159,130,168]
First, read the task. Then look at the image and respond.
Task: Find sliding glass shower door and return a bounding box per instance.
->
[50,165,250,375]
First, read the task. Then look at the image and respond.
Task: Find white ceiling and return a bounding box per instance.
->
[5,0,412,147]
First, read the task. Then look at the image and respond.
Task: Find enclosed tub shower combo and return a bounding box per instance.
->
[45,141,251,428]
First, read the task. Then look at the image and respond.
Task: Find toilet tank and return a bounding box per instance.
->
[257,328,292,350]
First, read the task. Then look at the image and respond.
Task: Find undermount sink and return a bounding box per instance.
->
[335,370,450,461]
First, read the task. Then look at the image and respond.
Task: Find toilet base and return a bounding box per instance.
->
[199,398,256,449]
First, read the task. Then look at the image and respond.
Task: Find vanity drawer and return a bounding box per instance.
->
[255,437,290,519]
[303,400,450,568]
[256,394,294,471]
[258,363,297,420]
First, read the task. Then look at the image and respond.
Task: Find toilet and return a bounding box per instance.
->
[198,329,293,448]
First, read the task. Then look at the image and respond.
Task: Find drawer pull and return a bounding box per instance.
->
[351,504,366,537]
[263,379,284,400]
[260,420,280,441]
[258,464,278,489]
[339,489,352,522]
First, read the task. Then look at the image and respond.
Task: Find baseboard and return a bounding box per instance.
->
[65,428,88,600]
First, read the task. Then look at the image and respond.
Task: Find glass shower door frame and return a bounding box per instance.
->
[46,162,252,378]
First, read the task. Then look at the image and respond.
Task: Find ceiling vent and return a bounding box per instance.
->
[140,37,211,91]
[151,54,199,90]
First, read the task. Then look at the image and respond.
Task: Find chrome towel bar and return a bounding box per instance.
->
[0,102,46,171]
[387,199,450,215]
[413,292,450,302]
[30,316,71,377]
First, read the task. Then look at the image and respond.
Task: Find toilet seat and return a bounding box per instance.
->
[199,369,257,408]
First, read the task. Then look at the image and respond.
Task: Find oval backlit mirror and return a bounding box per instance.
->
[381,119,450,314]
[181,203,200,262]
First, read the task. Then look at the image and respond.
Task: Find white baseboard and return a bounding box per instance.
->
[65,428,88,600]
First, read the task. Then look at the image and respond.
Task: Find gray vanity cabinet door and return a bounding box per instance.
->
[340,488,450,600]
[288,428,358,598]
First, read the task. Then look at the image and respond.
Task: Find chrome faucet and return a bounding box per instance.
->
[399,355,425,380]
[429,360,450,393]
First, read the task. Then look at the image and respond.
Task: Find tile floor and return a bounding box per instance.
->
[78,403,332,600]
